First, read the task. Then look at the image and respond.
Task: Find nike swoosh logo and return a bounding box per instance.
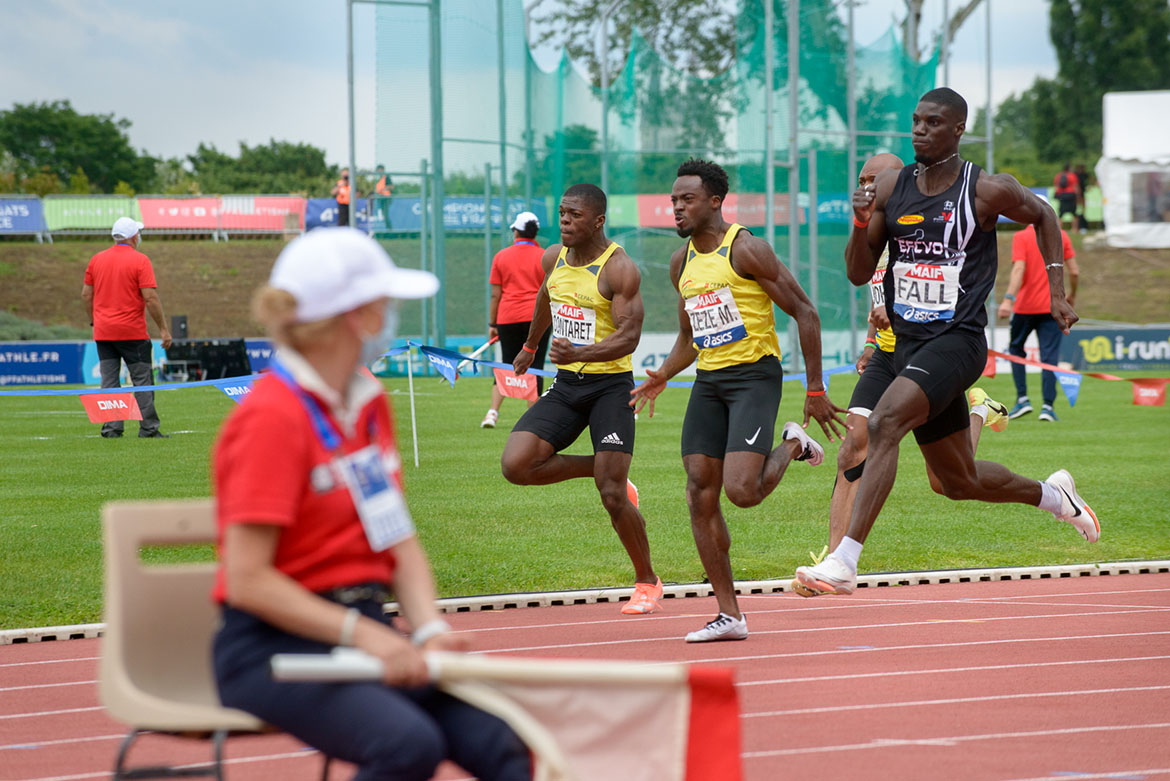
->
[745,426,762,445]
[905,365,930,374]
[1060,487,1082,517]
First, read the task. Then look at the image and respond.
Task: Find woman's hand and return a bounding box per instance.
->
[354,620,429,687]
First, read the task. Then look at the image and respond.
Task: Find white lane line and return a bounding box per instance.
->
[743,722,1170,759]
[956,600,1170,610]
[737,654,1170,687]
[0,680,95,694]
[22,750,320,781]
[477,608,1170,654]
[0,706,103,721]
[1004,769,1170,781]
[0,657,99,669]
[654,630,1170,667]
[0,734,123,751]
[744,683,1170,719]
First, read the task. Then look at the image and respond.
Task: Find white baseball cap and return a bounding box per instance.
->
[270,227,439,323]
[509,211,540,231]
[111,217,144,240]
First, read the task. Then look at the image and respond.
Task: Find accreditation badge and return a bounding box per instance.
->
[335,444,414,551]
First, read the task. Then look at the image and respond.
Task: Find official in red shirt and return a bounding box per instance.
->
[331,168,351,227]
[82,217,172,438]
[211,228,530,781]
[998,224,1079,422]
[481,211,550,428]
[1053,164,1080,225]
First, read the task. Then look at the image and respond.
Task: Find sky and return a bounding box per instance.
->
[0,0,1059,175]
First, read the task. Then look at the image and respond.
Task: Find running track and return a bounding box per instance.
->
[3,573,1169,780]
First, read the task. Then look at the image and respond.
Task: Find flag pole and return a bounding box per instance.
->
[407,343,420,467]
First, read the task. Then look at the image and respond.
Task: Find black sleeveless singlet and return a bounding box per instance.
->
[882,160,998,339]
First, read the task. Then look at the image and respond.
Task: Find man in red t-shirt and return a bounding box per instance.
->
[997,224,1079,422]
[480,211,550,428]
[1053,164,1080,226]
[82,217,173,438]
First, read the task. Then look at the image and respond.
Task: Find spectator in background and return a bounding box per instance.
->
[1053,164,1079,229]
[374,164,393,231]
[212,228,531,781]
[331,168,351,227]
[1074,163,1089,233]
[481,211,550,428]
[998,223,1079,423]
[81,217,172,438]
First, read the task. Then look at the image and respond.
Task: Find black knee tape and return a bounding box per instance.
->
[843,459,866,483]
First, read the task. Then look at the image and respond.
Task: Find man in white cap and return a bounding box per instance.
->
[81,217,172,438]
[480,210,550,429]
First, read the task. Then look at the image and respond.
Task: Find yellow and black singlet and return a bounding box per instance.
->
[547,242,632,375]
[870,250,895,353]
[678,224,781,371]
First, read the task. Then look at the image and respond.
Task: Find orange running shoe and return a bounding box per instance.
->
[621,578,663,615]
[626,479,639,508]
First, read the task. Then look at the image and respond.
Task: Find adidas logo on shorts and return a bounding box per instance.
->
[600,432,624,446]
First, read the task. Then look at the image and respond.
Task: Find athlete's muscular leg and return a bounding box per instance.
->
[684,454,740,620]
[721,439,801,508]
[594,450,657,585]
[500,431,594,485]
[845,377,931,545]
[829,412,870,549]
[926,414,986,495]
[920,429,1044,505]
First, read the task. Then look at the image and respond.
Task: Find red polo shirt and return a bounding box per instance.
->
[489,239,544,324]
[84,244,157,341]
[211,366,403,603]
[1011,225,1075,315]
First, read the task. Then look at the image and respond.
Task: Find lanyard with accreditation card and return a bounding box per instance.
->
[269,361,415,551]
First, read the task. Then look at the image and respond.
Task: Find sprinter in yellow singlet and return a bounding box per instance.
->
[504,183,663,616]
[630,159,846,642]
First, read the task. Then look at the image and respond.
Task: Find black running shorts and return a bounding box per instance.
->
[894,330,986,445]
[496,321,550,393]
[681,356,782,459]
[848,348,897,417]
[512,370,635,454]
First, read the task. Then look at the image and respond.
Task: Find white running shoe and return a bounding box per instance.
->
[1046,469,1100,543]
[480,409,499,429]
[780,421,824,466]
[685,612,748,643]
[794,553,857,596]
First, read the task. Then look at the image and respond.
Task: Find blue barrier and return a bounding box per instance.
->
[0,342,86,385]
[0,198,48,235]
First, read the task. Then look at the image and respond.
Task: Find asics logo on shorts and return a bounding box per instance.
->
[600,432,624,445]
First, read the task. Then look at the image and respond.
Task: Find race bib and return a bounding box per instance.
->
[891,262,960,324]
[685,287,748,350]
[869,267,887,309]
[551,302,596,345]
[335,444,414,551]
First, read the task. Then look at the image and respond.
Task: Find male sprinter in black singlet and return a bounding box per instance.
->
[630,159,846,642]
[795,88,1099,597]
[505,183,663,617]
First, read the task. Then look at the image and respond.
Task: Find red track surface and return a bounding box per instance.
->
[3,573,1170,780]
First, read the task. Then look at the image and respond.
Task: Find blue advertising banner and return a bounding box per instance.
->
[245,339,274,372]
[305,198,377,232]
[307,197,549,234]
[1061,327,1170,372]
[0,342,86,385]
[0,198,48,234]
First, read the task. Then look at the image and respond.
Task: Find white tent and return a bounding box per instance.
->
[1096,90,1170,248]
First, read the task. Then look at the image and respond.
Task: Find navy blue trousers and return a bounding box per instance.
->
[213,603,531,781]
[1009,312,1063,406]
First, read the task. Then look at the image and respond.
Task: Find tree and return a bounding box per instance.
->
[900,0,983,63]
[0,100,154,193]
[187,140,335,195]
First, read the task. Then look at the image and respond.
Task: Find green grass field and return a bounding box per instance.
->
[1,369,1167,629]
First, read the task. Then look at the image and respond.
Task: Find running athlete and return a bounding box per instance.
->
[795,88,1098,598]
[807,153,1010,580]
[630,159,845,642]
[504,183,663,616]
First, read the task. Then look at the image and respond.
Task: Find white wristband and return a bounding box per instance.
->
[411,618,452,647]
[338,608,360,647]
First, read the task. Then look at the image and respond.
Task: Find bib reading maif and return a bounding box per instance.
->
[551,302,597,346]
[685,287,748,351]
[892,261,960,324]
[335,444,414,551]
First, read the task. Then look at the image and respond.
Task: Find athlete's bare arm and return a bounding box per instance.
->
[548,249,644,366]
[732,233,847,439]
[978,172,1079,333]
[845,168,899,286]
[630,245,697,416]
[513,245,560,376]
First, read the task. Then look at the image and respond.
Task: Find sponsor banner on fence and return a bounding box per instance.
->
[139,197,221,231]
[245,339,275,372]
[0,342,86,386]
[0,198,48,234]
[307,197,551,234]
[637,193,810,229]
[42,196,141,231]
[219,196,305,232]
[1061,327,1170,371]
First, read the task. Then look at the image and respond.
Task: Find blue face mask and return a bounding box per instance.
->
[360,300,400,368]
